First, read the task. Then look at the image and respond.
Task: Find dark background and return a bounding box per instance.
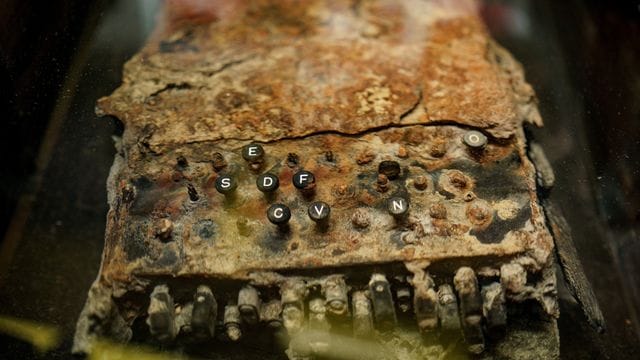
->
[0,0,638,358]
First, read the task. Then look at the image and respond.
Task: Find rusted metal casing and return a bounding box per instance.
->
[73,1,559,358]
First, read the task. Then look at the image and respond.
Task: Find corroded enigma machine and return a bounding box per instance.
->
[73,0,579,358]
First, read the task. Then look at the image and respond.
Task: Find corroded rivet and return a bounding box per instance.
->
[257,173,279,193]
[429,203,447,219]
[215,175,237,194]
[430,140,447,158]
[242,144,264,162]
[451,174,468,189]
[438,169,474,198]
[466,200,493,228]
[414,175,428,190]
[356,150,375,165]
[463,130,488,149]
[351,209,370,229]
[211,152,227,172]
[376,174,389,192]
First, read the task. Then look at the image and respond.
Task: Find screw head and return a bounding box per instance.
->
[414,175,428,190]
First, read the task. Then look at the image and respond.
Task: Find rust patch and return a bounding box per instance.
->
[97,0,541,157]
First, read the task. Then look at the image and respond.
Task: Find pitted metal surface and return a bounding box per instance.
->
[97,0,541,153]
[74,1,559,358]
[102,124,549,282]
